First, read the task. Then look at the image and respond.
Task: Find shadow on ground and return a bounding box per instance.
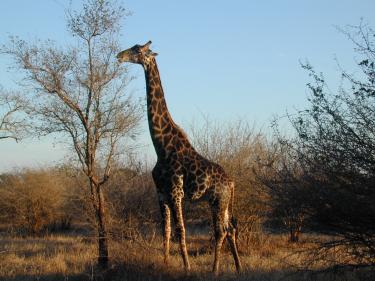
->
[4,263,373,281]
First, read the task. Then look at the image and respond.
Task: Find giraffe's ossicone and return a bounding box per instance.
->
[117,41,242,275]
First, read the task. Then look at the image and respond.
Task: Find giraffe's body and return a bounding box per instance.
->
[117,41,242,274]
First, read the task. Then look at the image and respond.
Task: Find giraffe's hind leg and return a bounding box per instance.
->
[226,217,242,273]
[211,205,227,275]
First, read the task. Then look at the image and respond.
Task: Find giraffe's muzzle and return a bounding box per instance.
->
[116,50,131,63]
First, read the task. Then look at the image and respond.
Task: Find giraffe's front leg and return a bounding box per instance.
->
[152,163,172,265]
[158,194,171,264]
[171,176,191,271]
[172,197,191,271]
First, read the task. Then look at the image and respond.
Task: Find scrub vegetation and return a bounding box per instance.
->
[0,1,374,280]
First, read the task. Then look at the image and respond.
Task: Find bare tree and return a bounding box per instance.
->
[0,87,27,141]
[2,0,143,267]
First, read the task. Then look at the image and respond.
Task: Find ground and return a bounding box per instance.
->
[0,228,371,281]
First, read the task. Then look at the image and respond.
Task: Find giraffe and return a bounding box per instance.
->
[117,41,242,275]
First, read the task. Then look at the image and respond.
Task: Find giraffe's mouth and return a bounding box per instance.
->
[116,50,131,63]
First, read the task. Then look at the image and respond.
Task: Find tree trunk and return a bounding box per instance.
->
[289,225,301,243]
[92,181,109,268]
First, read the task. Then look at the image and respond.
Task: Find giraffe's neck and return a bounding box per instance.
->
[144,58,192,158]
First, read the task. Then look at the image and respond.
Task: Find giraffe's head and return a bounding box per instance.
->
[116,41,158,67]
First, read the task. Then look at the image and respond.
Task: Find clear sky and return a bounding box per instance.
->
[0,0,374,172]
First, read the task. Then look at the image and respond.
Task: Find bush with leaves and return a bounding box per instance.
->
[276,22,375,267]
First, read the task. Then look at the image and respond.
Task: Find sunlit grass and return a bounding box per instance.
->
[0,232,370,281]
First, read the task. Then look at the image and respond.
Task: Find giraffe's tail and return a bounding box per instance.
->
[227,181,242,273]
[229,181,238,231]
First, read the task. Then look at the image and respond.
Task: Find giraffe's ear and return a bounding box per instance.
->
[147,50,158,57]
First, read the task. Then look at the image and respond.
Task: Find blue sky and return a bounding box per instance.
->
[0,0,374,171]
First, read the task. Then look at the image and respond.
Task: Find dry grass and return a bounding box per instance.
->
[0,231,371,281]
[0,235,96,280]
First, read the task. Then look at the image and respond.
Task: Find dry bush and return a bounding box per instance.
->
[40,162,161,243]
[0,169,70,235]
[104,165,159,242]
[189,117,270,250]
[255,143,310,243]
